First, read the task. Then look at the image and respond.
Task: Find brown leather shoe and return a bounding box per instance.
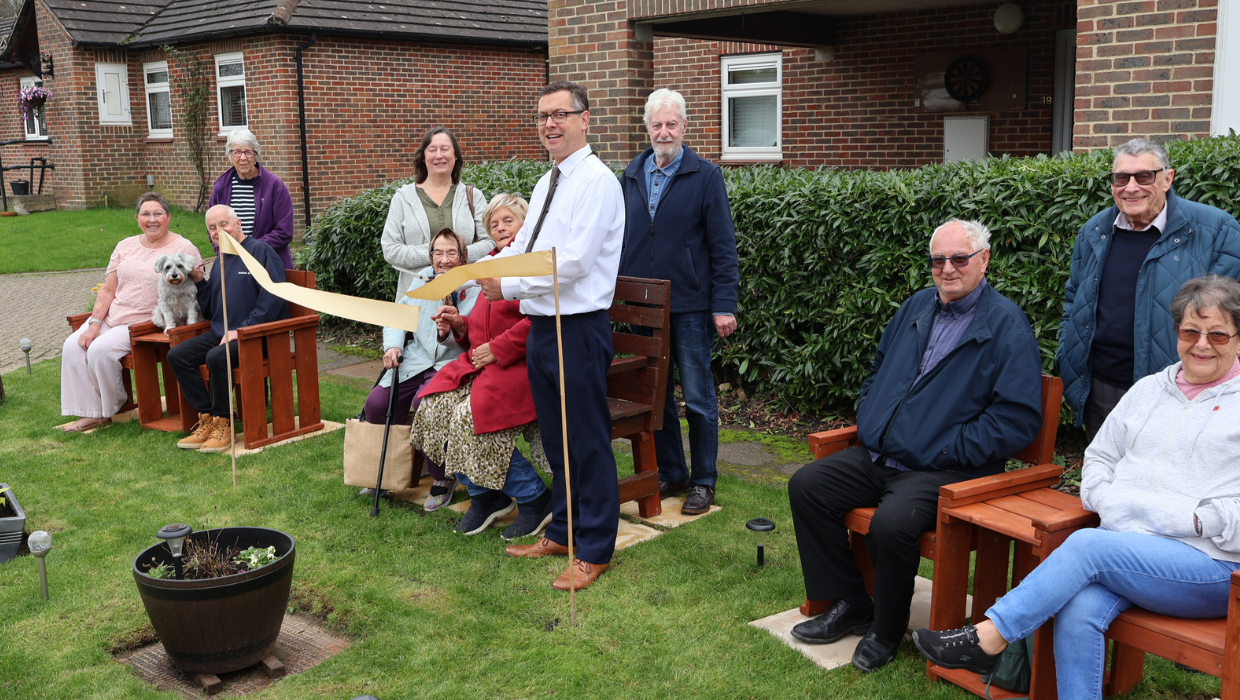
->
[552,559,609,591]
[504,536,569,558]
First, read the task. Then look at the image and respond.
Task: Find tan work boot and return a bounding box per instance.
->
[177,413,215,449]
[197,416,235,453]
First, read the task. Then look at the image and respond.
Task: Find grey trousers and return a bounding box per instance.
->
[1084,376,1130,445]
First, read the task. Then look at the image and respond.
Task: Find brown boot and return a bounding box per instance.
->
[177,413,215,449]
[197,416,235,453]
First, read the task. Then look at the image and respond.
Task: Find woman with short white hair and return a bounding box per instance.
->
[207,128,295,269]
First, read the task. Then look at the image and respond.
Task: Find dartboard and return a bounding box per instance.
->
[944,56,989,103]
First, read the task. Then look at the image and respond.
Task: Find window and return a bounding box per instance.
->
[144,60,172,138]
[720,53,782,161]
[214,52,247,131]
[95,62,132,125]
[20,76,47,140]
[1212,1,1240,136]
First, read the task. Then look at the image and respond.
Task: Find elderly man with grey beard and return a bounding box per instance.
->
[618,88,739,516]
[1058,137,1240,443]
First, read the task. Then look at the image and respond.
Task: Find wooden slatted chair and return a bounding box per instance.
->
[607,276,673,519]
[168,269,323,450]
[798,374,1064,616]
[65,313,140,415]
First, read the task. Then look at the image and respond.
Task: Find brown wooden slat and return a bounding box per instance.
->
[929,666,1028,699]
[612,333,661,358]
[614,277,669,305]
[606,381,655,406]
[984,492,1062,521]
[237,337,268,447]
[1019,487,1083,509]
[610,414,646,439]
[618,471,659,503]
[807,426,858,448]
[609,303,667,328]
[607,366,660,387]
[293,327,323,430]
[1110,609,1227,656]
[608,398,648,421]
[609,355,648,374]
[939,465,1063,506]
[942,502,1039,544]
[267,333,296,438]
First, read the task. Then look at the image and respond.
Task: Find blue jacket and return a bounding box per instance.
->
[1057,190,1240,424]
[619,146,739,314]
[857,284,1043,477]
[195,236,289,337]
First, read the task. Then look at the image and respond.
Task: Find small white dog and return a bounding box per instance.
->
[152,253,202,330]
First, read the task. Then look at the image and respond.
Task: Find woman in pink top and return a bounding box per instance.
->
[60,193,202,432]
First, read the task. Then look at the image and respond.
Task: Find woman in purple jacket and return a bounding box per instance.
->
[207,128,295,270]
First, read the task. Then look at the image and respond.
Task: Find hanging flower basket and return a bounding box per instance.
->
[18,85,51,121]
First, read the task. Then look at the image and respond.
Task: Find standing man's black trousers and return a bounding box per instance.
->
[788,446,972,640]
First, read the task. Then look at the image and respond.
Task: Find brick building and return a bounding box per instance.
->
[0,0,548,229]
[549,0,1231,169]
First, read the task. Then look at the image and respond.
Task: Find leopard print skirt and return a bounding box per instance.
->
[409,378,548,490]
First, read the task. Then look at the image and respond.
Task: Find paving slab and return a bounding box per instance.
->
[620,496,721,527]
[0,268,105,375]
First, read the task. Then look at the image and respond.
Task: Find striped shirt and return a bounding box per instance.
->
[230,174,257,237]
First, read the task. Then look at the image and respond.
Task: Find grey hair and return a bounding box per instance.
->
[135,191,169,216]
[1171,275,1240,330]
[481,193,530,239]
[206,203,240,221]
[930,218,992,253]
[643,88,687,125]
[224,128,261,160]
[1113,137,1170,170]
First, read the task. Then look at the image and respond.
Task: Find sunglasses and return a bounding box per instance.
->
[928,249,984,270]
[1177,328,1239,346]
[1109,168,1165,187]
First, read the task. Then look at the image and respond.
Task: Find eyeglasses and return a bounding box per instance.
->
[531,110,585,125]
[1176,327,1239,345]
[230,149,256,159]
[1109,168,1164,187]
[928,249,984,270]
[138,211,168,219]
[431,250,461,260]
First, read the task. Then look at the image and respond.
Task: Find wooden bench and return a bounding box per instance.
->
[607,276,672,519]
[65,313,141,415]
[799,374,1064,616]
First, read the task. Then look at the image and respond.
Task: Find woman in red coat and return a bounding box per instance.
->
[411,194,553,539]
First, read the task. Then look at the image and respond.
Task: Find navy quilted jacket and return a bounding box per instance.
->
[1057,190,1240,424]
[856,284,1043,477]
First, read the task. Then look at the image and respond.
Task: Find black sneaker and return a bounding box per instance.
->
[912,625,1003,674]
[502,501,555,540]
[790,599,874,645]
[454,495,515,535]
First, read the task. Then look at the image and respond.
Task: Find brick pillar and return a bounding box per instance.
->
[1074,0,1218,150]
[548,0,653,163]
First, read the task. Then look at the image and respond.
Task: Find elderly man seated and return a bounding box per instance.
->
[787,219,1044,672]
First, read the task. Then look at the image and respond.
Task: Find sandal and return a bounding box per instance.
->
[63,417,111,433]
[423,476,459,512]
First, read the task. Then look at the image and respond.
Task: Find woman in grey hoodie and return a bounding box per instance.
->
[913,275,1240,700]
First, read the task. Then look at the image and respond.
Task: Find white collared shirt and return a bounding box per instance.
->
[496,145,624,316]
[1115,203,1169,233]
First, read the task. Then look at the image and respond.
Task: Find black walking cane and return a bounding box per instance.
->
[371,355,402,518]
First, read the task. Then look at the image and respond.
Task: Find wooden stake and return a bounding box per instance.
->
[551,247,576,624]
[216,240,238,488]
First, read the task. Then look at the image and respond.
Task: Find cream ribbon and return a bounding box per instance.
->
[402,250,556,301]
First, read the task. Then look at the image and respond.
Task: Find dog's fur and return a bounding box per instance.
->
[152,253,202,330]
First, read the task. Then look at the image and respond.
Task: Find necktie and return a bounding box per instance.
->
[524,166,561,253]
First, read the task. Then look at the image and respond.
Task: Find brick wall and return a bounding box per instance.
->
[1074,0,1217,148]
[651,0,1075,169]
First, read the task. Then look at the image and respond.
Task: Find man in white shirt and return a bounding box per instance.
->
[480,81,625,591]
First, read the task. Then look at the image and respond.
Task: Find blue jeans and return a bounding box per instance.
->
[986,528,1240,700]
[456,449,548,504]
[656,311,719,488]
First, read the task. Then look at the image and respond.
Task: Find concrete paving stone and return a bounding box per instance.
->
[0,268,105,375]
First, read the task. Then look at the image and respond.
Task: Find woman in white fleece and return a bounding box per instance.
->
[913,274,1240,700]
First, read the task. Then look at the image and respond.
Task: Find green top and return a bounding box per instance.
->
[416,184,456,238]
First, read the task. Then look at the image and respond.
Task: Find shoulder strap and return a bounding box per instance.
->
[466,185,476,218]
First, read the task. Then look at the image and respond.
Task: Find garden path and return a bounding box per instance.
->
[0,268,103,375]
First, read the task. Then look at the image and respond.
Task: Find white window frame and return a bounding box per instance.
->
[143,60,173,138]
[214,52,247,133]
[95,62,132,126]
[720,53,783,162]
[1212,1,1240,136]
[20,76,47,140]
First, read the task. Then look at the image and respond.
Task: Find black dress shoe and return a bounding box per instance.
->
[659,479,689,499]
[790,599,874,645]
[851,631,901,673]
[681,485,715,515]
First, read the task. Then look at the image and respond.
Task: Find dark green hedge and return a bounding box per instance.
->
[299,136,1240,414]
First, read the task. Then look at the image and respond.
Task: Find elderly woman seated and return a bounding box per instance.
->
[361,228,478,510]
[913,274,1240,700]
[410,194,553,539]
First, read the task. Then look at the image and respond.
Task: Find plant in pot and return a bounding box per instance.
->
[132,525,296,675]
[18,84,50,122]
[0,483,27,564]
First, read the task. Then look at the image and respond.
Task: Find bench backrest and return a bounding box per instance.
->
[1010,374,1064,466]
[283,269,316,318]
[607,276,673,432]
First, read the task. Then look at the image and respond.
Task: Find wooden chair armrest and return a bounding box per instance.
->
[807,426,860,461]
[127,321,160,337]
[235,315,321,340]
[1231,568,1240,587]
[938,463,1065,507]
[1032,506,1099,533]
[166,321,212,344]
[67,312,90,332]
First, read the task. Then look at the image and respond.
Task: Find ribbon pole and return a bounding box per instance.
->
[215,244,238,487]
[552,247,576,624]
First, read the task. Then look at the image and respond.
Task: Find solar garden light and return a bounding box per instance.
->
[157,524,193,580]
[350,696,381,699]
[19,338,32,375]
[28,530,51,599]
[745,518,776,567]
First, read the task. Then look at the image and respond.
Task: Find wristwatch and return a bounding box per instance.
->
[87,317,103,326]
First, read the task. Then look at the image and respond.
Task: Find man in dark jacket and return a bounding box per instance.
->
[1058,137,1240,442]
[787,219,1043,673]
[619,88,739,515]
[169,204,289,453]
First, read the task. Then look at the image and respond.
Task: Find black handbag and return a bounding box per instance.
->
[980,631,1034,698]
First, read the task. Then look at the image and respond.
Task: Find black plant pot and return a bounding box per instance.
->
[10,180,29,196]
[132,527,295,674]
[0,483,26,564]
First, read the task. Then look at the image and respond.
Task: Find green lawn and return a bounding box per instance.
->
[0,362,1220,699]
[0,207,213,274]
